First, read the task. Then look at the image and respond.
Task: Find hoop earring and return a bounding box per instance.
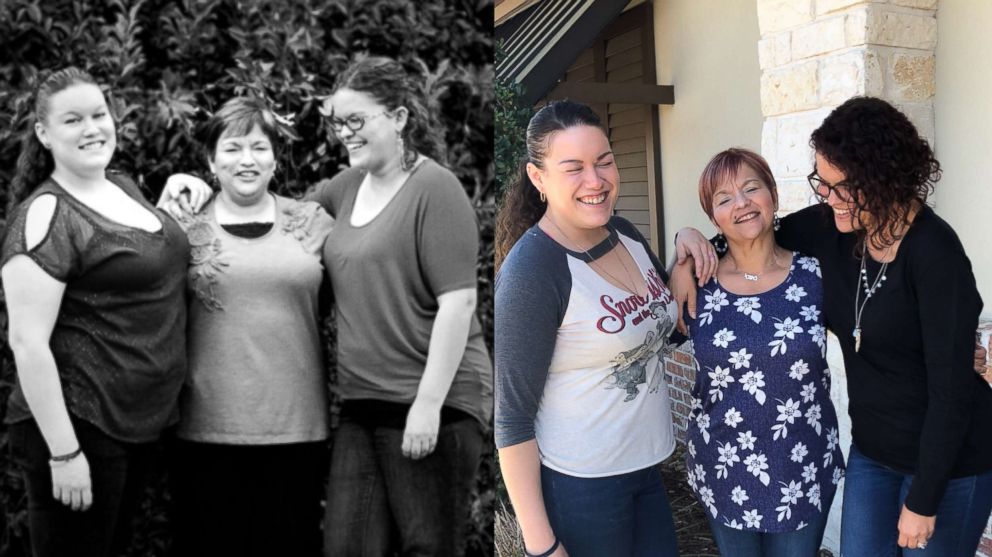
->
[539,190,546,203]
[714,233,728,255]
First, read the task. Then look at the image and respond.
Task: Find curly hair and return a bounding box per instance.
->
[810,96,941,252]
[332,54,445,170]
[9,67,102,212]
[494,100,604,270]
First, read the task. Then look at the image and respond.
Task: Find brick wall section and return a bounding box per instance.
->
[664,342,696,442]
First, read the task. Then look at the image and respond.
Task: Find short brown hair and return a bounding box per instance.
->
[698,148,778,219]
[202,96,281,160]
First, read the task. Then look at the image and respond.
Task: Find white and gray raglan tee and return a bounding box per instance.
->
[495,216,681,477]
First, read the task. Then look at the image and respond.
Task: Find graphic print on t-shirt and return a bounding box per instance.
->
[599,268,676,402]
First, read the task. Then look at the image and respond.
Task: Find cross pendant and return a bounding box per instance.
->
[853,327,862,352]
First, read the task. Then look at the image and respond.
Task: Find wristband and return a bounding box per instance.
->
[525,537,560,557]
[49,447,82,464]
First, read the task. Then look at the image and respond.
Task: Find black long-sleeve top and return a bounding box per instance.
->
[777,203,992,515]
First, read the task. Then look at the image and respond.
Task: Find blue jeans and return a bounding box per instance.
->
[840,443,992,557]
[323,417,484,557]
[541,463,679,557]
[707,493,833,557]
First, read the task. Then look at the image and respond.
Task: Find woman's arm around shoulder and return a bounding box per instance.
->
[775,203,833,255]
[305,167,365,218]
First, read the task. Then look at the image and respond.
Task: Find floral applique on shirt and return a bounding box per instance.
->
[178,211,228,311]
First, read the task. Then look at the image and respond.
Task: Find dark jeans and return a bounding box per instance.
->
[840,443,992,557]
[8,418,155,557]
[168,439,327,557]
[541,463,680,557]
[707,489,833,557]
[323,417,484,557]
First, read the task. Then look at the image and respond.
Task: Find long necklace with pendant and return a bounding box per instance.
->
[543,215,642,295]
[852,241,890,352]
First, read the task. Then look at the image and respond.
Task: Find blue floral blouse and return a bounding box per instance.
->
[686,253,845,533]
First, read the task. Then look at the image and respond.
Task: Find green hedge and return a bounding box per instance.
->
[0,1,495,555]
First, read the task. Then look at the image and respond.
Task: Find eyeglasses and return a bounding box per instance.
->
[807,170,852,202]
[325,110,390,133]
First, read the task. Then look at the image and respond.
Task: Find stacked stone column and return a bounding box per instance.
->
[757,0,936,213]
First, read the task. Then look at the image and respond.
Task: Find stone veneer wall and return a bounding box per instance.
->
[757,0,937,214]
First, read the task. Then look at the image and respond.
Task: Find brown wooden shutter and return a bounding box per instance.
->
[543,3,666,256]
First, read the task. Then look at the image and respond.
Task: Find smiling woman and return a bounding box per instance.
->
[495,100,692,557]
[167,96,334,557]
[0,67,189,557]
[311,54,492,557]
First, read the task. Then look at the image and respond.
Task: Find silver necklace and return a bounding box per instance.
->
[543,215,642,295]
[852,241,890,352]
[729,251,782,282]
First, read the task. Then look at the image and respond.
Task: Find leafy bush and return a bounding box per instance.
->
[494,41,530,198]
[0,1,494,555]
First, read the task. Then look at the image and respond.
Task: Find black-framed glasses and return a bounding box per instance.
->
[807,170,852,202]
[325,110,390,133]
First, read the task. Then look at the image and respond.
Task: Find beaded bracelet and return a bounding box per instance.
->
[49,447,82,464]
[524,537,560,557]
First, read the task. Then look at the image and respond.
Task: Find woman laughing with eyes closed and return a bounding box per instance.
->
[494,100,715,557]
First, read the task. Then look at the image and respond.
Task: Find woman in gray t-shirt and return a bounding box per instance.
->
[312,54,491,557]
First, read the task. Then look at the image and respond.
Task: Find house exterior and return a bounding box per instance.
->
[496,1,992,553]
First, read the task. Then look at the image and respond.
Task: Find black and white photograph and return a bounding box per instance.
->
[0,1,495,556]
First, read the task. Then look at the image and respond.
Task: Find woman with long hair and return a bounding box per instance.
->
[1,67,189,557]
[672,97,992,556]
[494,100,712,557]
[312,54,491,557]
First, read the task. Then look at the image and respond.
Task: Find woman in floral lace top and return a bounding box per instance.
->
[168,97,333,557]
[684,149,844,557]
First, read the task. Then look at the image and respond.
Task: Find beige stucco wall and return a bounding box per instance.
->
[934,0,992,319]
[653,0,764,255]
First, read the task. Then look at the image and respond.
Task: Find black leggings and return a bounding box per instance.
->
[9,418,156,557]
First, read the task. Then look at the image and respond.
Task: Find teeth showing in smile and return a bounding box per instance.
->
[579,193,607,205]
[235,171,260,178]
[734,212,759,224]
[345,141,365,152]
[833,208,850,216]
[80,141,105,150]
